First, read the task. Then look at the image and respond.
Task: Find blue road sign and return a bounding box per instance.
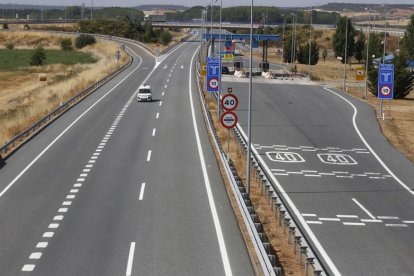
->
[378,64,394,100]
[207,57,220,93]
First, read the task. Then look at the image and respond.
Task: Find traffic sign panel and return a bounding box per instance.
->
[221,94,238,111]
[378,64,394,100]
[208,77,219,90]
[220,111,238,129]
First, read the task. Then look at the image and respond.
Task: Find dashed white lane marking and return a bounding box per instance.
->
[302,214,317,217]
[74,183,82,188]
[162,92,165,96]
[159,101,162,106]
[306,221,323,225]
[167,79,170,82]
[139,183,146,201]
[58,208,68,213]
[352,198,376,220]
[337,215,359,218]
[377,216,399,220]
[36,242,48,248]
[22,264,35,271]
[343,222,366,226]
[43,232,54,238]
[319,218,341,222]
[48,223,59,229]
[70,189,79,193]
[385,224,408,227]
[403,221,414,224]
[62,201,72,206]
[360,219,383,223]
[126,242,136,276]
[156,113,159,119]
[147,150,152,162]
[165,85,168,89]
[29,253,42,260]
[152,128,156,137]
[53,215,64,221]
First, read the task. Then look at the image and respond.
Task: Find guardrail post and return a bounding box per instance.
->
[305,257,314,276]
[294,236,301,255]
[300,246,308,265]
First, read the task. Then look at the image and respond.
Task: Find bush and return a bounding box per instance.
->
[5,43,14,50]
[30,45,46,66]
[75,34,96,49]
[2,23,8,30]
[159,31,172,45]
[60,38,73,51]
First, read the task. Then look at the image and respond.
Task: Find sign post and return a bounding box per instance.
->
[221,90,239,160]
[378,64,394,118]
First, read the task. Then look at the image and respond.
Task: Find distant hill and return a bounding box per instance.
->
[135,5,187,11]
[318,2,414,12]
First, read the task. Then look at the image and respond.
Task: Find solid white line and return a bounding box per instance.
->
[188,48,232,276]
[139,183,146,200]
[324,87,414,197]
[146,150,152,162]
[152,128,156,136]
[343,222,366,226]
[352,198,376,220]
[0,56,146,199]
[126,242,136,276]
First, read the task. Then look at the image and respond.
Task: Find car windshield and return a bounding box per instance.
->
[139,89,151,94]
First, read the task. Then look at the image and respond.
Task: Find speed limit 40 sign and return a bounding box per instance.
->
[221,94,238,111]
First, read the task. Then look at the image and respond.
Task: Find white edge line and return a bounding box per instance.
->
[126,242,135,276]
[237,126,341,275]
[139,183,146,200]
[323,87,414,197]
[189,47,232,276]
[352,198,376,220]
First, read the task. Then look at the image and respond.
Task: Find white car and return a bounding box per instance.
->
[136,84,152,102]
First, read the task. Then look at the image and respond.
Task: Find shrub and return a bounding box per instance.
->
[30,45,46,66]
[75,34,96,49]
[2,23,8,30]
[60,38,73,51]
[5,43,14,50]
[159,31,172,45]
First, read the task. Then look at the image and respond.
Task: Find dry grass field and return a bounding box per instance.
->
[0,30,128,146]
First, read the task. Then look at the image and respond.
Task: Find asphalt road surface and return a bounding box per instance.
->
[0,37,254,275]
[225,78,414,276]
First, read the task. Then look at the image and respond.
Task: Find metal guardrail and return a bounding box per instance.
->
[0,42,133,158]
[195,56,328,275]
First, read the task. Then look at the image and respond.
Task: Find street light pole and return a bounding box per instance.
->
[217,0,222,120]
[380,2,388,117]
[343,13,349,91]
[90,0,93,20]
[365,10,371,100]
[246,0,254,195]
[308,9,313,79]
[282,14,286,63]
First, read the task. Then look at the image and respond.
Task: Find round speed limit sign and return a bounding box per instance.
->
[208,77,219,90]
[380,84,392,96]
[221,94,238,111]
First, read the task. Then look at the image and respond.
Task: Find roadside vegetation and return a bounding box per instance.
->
[0,31,128,146]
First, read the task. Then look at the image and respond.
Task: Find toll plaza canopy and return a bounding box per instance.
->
[202,33,281,41]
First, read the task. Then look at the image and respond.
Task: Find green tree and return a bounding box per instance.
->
[283,35,295,63]
[60,38,73,51]
[333,16,355,63]
[159,31,172,45]
[143,20,155,42]
[366,32,383,65]
[402,14,414,59]
[368,53,414,99]
[354,30,365,64]
[30,46,46,66]
[322,47,328,63]
[297,40,319,65]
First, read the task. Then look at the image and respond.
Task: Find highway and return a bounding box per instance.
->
[0,36,254,275]
[225,78,414,275]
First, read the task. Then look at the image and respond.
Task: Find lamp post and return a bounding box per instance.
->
[290,13,296,65]
[246,0,254,195]
[343,12,349,92]
[365,8,371,100]
[379,2,388,117]
[217,0,222,120]
[282,13,286,63]
[90,0,93,20]
[308,9,313,79]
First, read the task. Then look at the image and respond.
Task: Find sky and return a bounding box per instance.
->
[4,0,414,8]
